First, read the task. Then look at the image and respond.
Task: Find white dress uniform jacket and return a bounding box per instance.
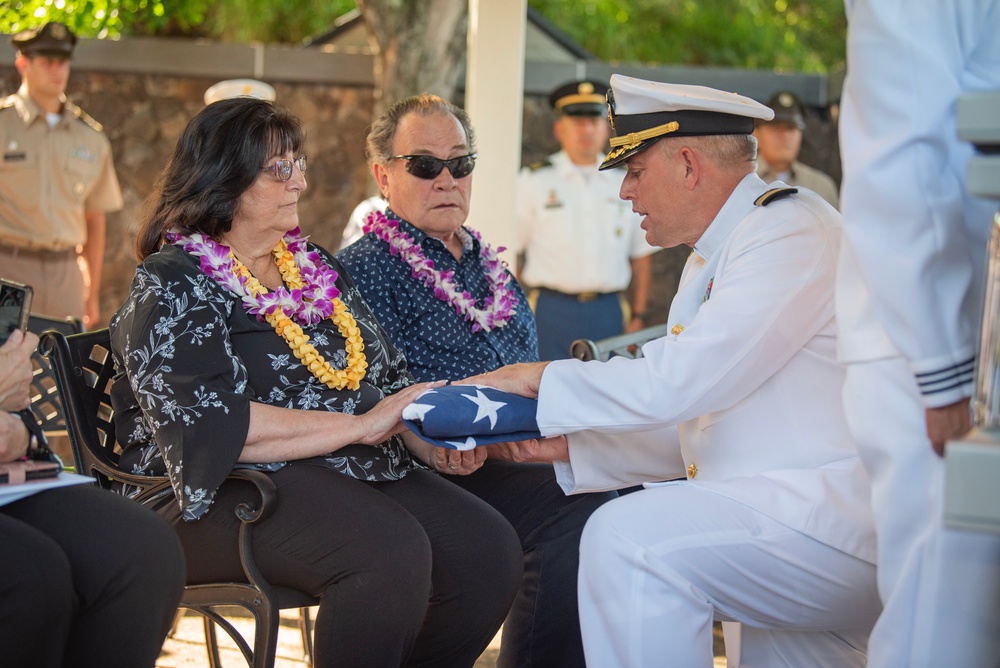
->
[515,150,656,294]
[838,0,1000,408]
[538,172,876,563]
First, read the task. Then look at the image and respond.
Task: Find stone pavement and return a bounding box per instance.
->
[156,609,727,667]
[156,608,501,667]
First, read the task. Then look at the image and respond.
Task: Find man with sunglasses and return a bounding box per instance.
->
[516,80,657,360]
[338,94,615,668]
[0,22,122,329]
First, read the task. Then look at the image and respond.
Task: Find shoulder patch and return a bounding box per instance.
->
[528,159,552,172]
[754,187,799,206]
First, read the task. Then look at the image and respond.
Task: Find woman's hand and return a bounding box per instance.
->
[0,411,30,464]
[356,381,446,446]
[0,330,38,412]
[487,436,569,464]
[457,362,549,399]
[401,430,488,475]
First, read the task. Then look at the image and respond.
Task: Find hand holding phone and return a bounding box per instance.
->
[0,279,32,348]
[0,280,37,413]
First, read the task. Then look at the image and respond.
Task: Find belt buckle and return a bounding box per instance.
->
[577,291,599,302]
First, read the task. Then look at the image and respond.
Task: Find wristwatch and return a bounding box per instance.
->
[14,408,48,455]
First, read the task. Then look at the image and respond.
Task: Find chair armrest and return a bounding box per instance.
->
[571,323,672,361]
[223,469,280,595]
[226,468,279,525]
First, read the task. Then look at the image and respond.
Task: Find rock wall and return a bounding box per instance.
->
[2,66,376,325]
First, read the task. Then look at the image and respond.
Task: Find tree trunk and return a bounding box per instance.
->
[356,0,468,116]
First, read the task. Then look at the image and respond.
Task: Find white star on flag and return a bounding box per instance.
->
[446,436,480,451]
[464,389,507,430]
[402,402,435,421]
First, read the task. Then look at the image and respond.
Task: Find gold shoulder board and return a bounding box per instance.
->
[754,187,799,206]
[74,107,104,134]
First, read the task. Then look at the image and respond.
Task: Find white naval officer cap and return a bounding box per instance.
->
[203,79,277,106]
[599,74,774,171]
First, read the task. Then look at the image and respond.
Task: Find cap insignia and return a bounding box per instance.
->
[578,82,594,95]
[605,144,628,162]
[50,24,68,40]
[778,92,794,108]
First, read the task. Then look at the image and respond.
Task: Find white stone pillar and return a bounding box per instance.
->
[464,0,527,262]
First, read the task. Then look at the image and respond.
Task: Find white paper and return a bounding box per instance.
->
[0,472,94,507]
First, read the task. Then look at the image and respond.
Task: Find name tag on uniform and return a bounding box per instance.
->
[544,189,563,209]
[3,152,26,162]
[70,147,96,162]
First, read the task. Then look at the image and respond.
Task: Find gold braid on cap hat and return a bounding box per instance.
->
[555,93,605,110]
[609,121,680,151]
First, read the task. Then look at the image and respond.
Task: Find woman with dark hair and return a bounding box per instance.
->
[111,97,522,667]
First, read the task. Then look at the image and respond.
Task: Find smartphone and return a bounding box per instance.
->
[0,458,61,485]
[0,279,33,347]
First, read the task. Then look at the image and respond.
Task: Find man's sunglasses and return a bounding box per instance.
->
[262,155,307,182]
[391,153,477,180]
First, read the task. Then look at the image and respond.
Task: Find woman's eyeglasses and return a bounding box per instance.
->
[391,153,477,180]
[262,155,307,181]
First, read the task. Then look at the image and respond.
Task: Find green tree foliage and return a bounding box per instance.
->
[0,0,355,41]
[0,0,211,38]
[529,0,847,73]
[1,0,845,73]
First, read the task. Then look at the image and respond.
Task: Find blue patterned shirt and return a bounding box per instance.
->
[337,210,539,382]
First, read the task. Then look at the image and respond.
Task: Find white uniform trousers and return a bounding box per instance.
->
[843,357,1000,668]
[577,484,879,667]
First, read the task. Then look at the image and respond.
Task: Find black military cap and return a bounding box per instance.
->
[761,91,806,130]
[549,80,609,117]
[11,22,77,57]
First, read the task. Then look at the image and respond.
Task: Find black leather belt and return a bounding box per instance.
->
[536,287,618,303]
[0,244,77,260]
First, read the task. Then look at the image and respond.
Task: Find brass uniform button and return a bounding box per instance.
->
[671,324,684,335]
[687,463,697,479]
[74,182,85,195]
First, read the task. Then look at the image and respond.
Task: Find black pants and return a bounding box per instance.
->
[0,484,186,668]
[164,464,523,667]
[447,459,618,668]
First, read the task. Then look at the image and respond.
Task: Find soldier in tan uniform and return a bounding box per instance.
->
[754,90,840,209]
[0,22,122,327]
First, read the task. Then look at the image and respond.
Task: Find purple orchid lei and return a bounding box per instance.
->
[362,210,517,333]
[165,227,342,326]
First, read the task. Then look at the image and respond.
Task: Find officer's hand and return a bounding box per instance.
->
[926,398,972,457]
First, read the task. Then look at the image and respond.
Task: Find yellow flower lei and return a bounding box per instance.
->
[231,240,368,391]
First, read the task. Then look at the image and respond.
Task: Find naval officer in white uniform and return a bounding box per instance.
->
[838,1,1000,666]
[466,74,880,667]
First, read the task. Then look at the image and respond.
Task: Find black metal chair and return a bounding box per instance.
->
[39,328,318,668]
[570,323,672,362]
[26,314,82,437]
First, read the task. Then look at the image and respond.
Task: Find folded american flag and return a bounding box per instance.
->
[402,384,542,450]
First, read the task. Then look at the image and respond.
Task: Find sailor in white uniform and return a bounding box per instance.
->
[467,74,880,667]
[838,1,1000,665]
